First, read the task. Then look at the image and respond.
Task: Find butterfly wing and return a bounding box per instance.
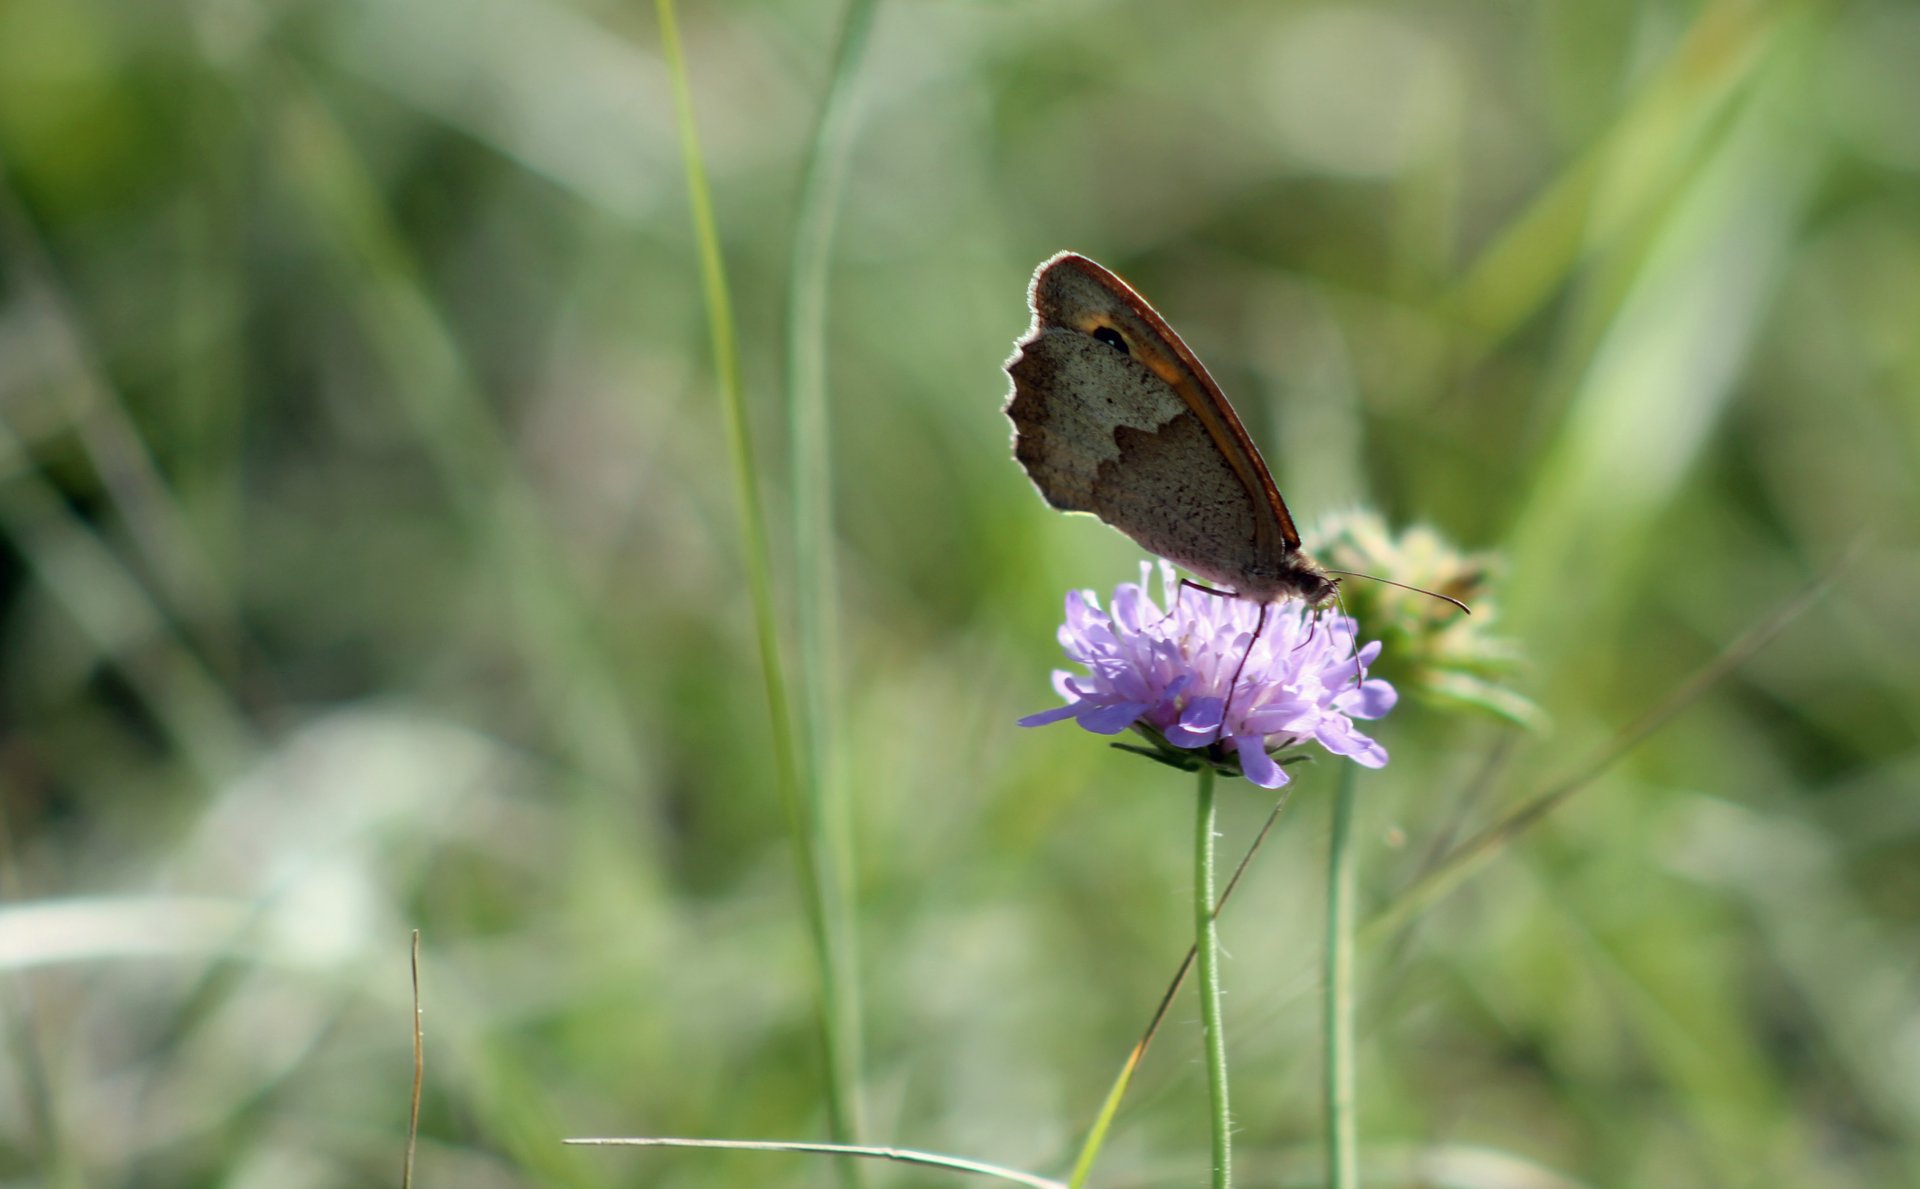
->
[1004,253,1309,600]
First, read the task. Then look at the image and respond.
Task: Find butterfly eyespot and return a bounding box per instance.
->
[1092,326,1130,355]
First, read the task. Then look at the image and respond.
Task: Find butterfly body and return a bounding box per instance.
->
[1004,252,1338,609]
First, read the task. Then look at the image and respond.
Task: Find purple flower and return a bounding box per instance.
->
[1018,562,1397,788]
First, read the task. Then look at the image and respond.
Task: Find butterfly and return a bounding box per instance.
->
[1004,252,1340,612]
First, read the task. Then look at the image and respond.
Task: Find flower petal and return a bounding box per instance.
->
[1111,583,1147,634]
[1334,679,1398,720]
[1232,736,1289,788]
[1077,700,1149,735]
[1164,696,1225,748]
[1017,703,1083,728]
[1322,639,1385,685]
[1315,722,1388,768]
[1239,698,1314,736]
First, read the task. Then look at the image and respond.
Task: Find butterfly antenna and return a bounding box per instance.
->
[1323,569,1472,615]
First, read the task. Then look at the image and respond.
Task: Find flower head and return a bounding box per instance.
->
[1018,562,1397,788]
[1310,511,1541,729]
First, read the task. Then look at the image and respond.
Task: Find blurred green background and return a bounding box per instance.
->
[2,0,1917,1185]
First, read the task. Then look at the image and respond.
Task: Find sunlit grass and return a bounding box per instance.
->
[0,0,1916,1186]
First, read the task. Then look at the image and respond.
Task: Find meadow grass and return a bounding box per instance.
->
[1,0,1917,1186]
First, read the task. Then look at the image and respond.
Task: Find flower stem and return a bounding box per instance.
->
[1193,766,1231,1189]
[1323,763,1359,1189]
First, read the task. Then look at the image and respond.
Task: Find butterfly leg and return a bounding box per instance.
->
[1180,577,1236,601]
[1217,601,1271,744]
[1332,587,1367,690]
[1156,576,1236,626]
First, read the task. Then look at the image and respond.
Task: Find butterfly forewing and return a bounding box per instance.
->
[1004,252,1333,606]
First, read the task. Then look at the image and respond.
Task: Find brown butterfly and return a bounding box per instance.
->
[1004,251,1340,611]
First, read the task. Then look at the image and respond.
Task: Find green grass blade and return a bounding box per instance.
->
[655,0,860,1166]
[266,65,647,799]
[786,0,884,1157]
